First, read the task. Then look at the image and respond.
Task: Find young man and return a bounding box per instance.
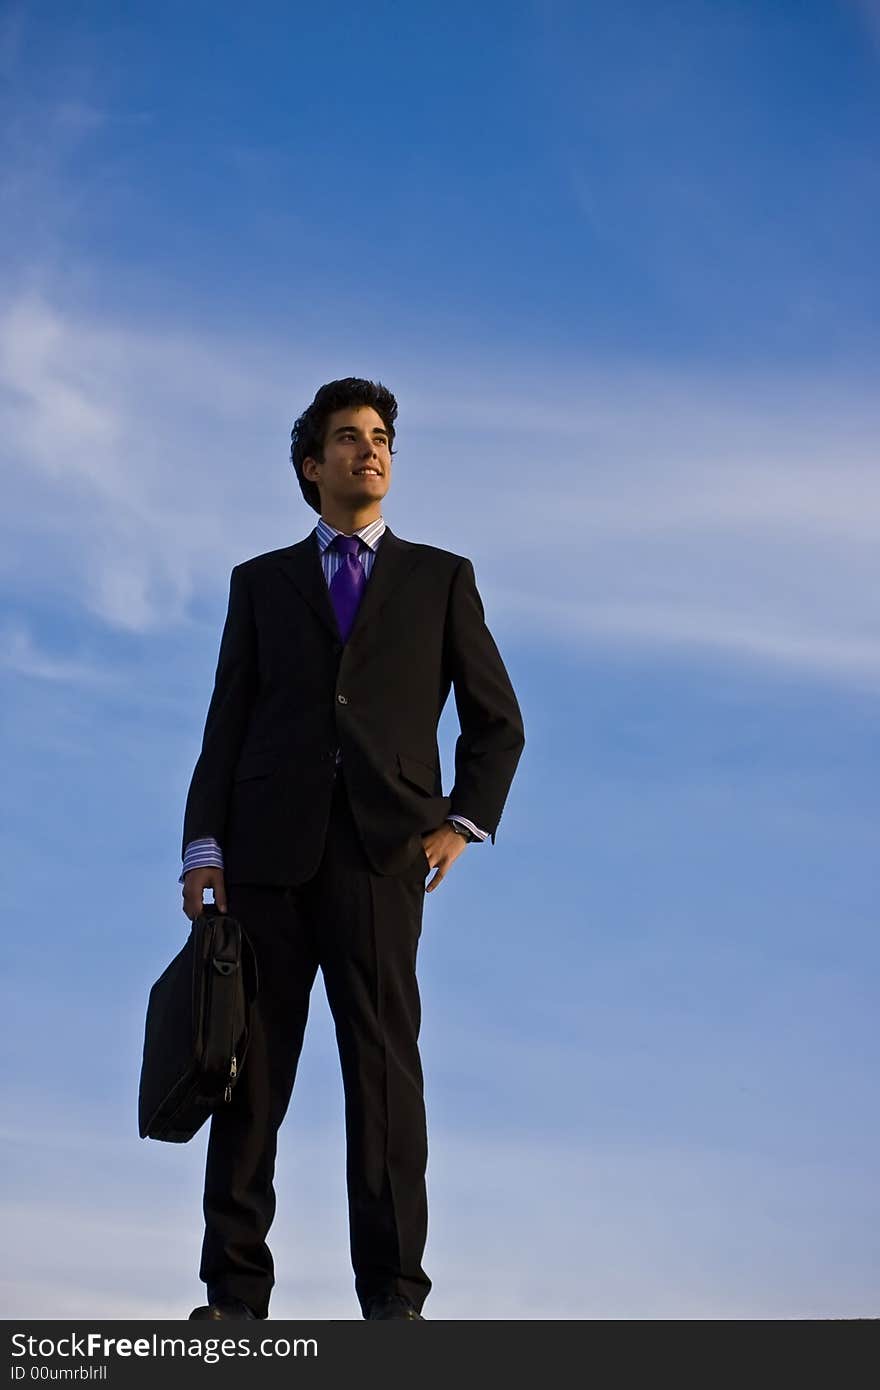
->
[179,377,525,1320]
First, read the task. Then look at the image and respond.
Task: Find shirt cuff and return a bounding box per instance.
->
[179,836,225,884]
[446,814,489,842]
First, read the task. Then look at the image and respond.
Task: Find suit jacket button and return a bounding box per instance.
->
[337,693,348,704]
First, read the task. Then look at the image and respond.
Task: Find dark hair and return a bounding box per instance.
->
[290,377,398,514]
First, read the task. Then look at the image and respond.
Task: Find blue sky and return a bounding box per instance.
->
[1,0,878,1319]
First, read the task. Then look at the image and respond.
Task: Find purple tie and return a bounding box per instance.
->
[328,534,367,642]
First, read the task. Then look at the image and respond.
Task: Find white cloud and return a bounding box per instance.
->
[0,54,876,680]
[0,620,120,685]
[0,291,289,631]
[1,287,879,683]
[0,0,877,693]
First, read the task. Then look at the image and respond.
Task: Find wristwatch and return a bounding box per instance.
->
[449,820,476,843]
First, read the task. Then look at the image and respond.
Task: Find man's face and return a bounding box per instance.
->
[303,405,392,513]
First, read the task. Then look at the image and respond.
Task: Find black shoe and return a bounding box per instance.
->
[189,1298,257,1320]
[366,1293,424,1320]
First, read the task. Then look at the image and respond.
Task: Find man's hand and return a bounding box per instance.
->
[182,866,228,921]
[421,823,469,893]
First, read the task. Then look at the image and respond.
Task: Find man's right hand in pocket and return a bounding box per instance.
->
[182,867,228,921]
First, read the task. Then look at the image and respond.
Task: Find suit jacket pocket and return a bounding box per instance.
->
[233,749,279,782]
[397,751,439,796]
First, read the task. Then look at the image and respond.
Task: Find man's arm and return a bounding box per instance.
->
[180,563,259,860]
[443,556,525,845]
[179,836,225,884]
[445,814,488,842]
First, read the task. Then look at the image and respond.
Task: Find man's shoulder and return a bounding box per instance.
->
[392,535,469,569]
[382,527,472,572]
[234,540,309,576]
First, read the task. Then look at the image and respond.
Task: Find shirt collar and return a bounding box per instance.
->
[315,514,386,554]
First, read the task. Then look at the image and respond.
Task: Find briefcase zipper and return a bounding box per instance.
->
[223,1052,238,1104]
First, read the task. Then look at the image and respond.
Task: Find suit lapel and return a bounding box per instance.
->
[273,523,424,647]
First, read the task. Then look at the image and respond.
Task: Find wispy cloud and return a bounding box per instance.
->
[2,288,879,690]
[0,619,120,685]
[3,2,878,1333]
[0,291,287,631]
[0,1,877,686]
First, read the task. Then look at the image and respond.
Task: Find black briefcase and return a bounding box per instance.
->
[138,904,259,1143]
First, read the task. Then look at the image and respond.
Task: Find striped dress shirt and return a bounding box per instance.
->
[179,514,488,882]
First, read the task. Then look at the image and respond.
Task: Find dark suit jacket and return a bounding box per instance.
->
[181,523,525,884]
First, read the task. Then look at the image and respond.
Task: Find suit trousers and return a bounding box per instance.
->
[198,765,432,1318]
